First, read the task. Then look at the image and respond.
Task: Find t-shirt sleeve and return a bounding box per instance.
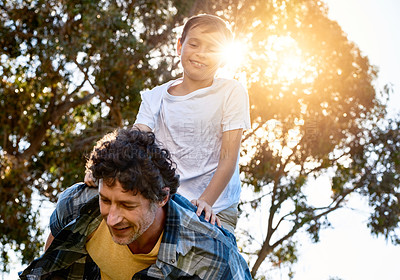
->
[134,86,165,130]
[222,81,251,132]
[134,92,156,130]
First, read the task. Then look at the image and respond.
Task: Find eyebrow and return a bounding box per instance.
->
[188,37,221,49]
[187,37,201,43]
[99,193,140,206]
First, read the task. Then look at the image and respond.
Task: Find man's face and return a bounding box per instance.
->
[99,179,159,245]
[178,26,225,83]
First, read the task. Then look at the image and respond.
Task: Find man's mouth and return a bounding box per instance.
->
[111,226,130,233]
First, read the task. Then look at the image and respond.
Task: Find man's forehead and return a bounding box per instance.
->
[99,179,144,201]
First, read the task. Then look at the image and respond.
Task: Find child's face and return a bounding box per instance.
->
[177,26,225,83]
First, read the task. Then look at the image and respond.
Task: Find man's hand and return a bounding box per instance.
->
[133,123,151,132]
[191,199,222,227]
[84,172,97,187]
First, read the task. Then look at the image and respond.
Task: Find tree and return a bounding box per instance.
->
[188,0,400,278]
[0,0,194,271]
[1,0,399,278]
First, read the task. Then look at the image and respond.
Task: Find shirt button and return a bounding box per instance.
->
[171,259,175,264]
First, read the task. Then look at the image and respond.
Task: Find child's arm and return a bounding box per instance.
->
[191,128,243,225]
[84,124,152,186]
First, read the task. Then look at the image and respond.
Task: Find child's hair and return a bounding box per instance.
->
[180,14,233,45]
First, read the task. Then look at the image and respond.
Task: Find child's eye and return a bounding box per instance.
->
[189,43,198,47]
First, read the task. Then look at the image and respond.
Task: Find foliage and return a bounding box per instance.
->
[361,117,400,243]
[0,0,193,272]
[188,0,400,278]
[1,0,399,278]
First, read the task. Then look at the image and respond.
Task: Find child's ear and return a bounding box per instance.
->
[176,38,183,56]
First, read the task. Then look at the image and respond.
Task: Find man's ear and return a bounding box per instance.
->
[159,188,170,207]
[176,38,182,56]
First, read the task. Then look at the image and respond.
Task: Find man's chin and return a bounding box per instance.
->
[112,234,138,245]
[108,226,139,245]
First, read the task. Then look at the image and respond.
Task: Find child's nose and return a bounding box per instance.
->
[196,48,209,57]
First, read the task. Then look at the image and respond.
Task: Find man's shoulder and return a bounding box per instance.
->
[164,195,252,279]
[57,182,98,210]
[50,183,98,236]
[168,194,237,248]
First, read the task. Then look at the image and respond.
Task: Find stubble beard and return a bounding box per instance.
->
[112,229,142,245]
[110,203,158,246]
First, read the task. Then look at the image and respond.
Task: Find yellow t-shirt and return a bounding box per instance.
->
[86,220,162,280]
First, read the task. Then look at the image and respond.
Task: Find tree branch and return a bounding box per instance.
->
[20,94,94,161]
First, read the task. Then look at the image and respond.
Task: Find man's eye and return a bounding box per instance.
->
[100,198,111,204]
[123,205,136,210]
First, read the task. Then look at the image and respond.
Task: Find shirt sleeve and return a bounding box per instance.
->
[134,85,165,130]
[221,81,251,132]
[134,92,156,130]
[49,183,98,236]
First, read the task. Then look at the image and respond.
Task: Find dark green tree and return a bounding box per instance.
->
[189,0,400,278]
[1,0,399,278]
[0,0,194,271]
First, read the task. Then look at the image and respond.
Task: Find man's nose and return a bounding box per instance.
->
[106,205,123,226]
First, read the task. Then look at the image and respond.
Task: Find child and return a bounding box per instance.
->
[87,14,250,233]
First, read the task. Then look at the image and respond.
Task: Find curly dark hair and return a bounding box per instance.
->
[86,128,179,203]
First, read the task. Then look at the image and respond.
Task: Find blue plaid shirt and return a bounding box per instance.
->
[20,183,252,279]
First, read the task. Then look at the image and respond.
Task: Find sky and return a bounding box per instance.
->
[288,1,400,279]
[4,1,400,279]
[324,0,400,117]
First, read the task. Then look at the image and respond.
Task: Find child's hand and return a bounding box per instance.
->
[84,172,97,187]
[191,199,222,227]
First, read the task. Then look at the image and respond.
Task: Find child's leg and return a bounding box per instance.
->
[216,203,238,234]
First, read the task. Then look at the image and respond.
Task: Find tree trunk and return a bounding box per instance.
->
[251,240,273,277]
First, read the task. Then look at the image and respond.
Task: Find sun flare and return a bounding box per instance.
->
[264,35,317,84]
[218,40,248,77]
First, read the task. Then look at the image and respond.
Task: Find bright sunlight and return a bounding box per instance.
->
[218,40,248,78]
[264,35,317,84]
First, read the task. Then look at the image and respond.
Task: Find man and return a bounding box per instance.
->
[20,128,251,279]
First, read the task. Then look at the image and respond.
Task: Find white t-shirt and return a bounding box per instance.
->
[135,78,251,213]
